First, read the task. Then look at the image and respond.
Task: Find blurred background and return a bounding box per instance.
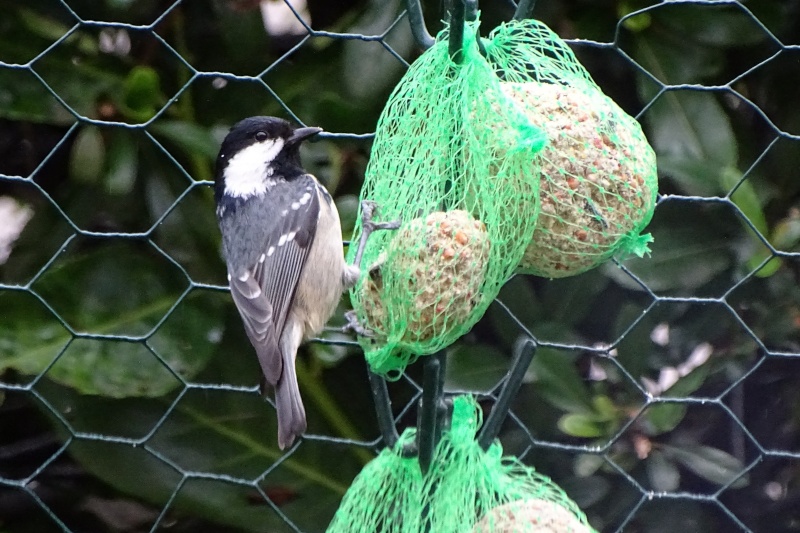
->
[1,0,800,531]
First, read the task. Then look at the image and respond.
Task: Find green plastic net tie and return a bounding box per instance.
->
[618,231,654,258]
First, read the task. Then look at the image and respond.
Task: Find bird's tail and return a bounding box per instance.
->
[276,322,307,450]
[276,362,307,449]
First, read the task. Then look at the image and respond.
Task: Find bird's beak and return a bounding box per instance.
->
[287,126,323,145]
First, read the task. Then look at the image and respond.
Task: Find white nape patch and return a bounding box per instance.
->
[298,192,311,205]
[259,253,266,263]
[223,138,285,199]
[238,271,250,282]
[267,246,276,257]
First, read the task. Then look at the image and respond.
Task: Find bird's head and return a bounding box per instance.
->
[215,116,322,202]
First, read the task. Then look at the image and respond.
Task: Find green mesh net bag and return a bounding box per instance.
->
[483,19,658,278]
[348,20,546,377]
[327,396,596,533]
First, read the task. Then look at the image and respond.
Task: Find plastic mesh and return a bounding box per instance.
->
[485,20,658,278]
[349,17,657,377]
[348,20,546,377]
[328,396,595,533]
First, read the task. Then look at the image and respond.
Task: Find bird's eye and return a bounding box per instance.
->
[255,131,268,141]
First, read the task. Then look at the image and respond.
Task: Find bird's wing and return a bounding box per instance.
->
[226,176,320,385]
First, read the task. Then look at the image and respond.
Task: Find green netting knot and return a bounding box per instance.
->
[618,231,654,258]
[511,121,549,153]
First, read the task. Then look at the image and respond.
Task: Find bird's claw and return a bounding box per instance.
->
[343,310,374,337]
[353,200,400,269]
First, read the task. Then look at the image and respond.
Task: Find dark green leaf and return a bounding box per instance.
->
[18,244,220,396]
[721,166,768,233]
[529,349,594,415]
[444,343,509,393]
[592,394,618,421]
[655,156,722,197]
[647,450,680,492]
[18,7,74,44]
[538,271,609,326]
[558,475,611,509]
[655,4,772,47]
[772,216,800,252]
[122,66,162,121]
[310,332,354,366]
[70,126,106,184]
[645,403,686,435]
[606,210,732,292]
[635,31,724,88]
[644,365,710,434]
[150,120,220,161]
[645,90,737,168]
[342,0,410,102]
[490,276,542,347]
[36,377,359,533]
[105,129,138,195]
[618,1,652,33]
[661,443,749,488]
[663,362,710,398]
[335,194,360,242]
[573,453,605,477]
[614,302,656,383]
[558,413,604,437]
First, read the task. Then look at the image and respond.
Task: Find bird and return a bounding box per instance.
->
[214,116,360,449]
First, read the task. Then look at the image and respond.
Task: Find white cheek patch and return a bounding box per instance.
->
[223,139,285,199]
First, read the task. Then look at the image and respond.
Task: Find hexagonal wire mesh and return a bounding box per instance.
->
[1,0,799,531]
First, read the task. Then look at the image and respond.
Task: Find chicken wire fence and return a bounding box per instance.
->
[1,0,800,532]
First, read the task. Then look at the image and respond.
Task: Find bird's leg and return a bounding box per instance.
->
[343,200,400,337]
[343,310,374,337]
[352,200,400,269]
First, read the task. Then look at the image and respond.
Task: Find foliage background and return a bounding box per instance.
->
[1,0,800,532]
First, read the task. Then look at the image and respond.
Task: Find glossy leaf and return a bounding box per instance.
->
[121,66,162,121]
[529,349,594,415]
[655,3,773,47]
[105,129,138,195]
[645,403,686,435]
[661,443,749,488]
[69,126,105,184]
[35,376,361,532]
[444,343,509,393]
[647,450,680,492]
[607,221,732,292]
[150,120,220,161]
[558,413,604,438]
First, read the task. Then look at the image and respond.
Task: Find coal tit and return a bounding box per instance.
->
[215,116,359,449]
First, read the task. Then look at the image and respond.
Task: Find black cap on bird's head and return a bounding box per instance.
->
[215,116,322,202]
